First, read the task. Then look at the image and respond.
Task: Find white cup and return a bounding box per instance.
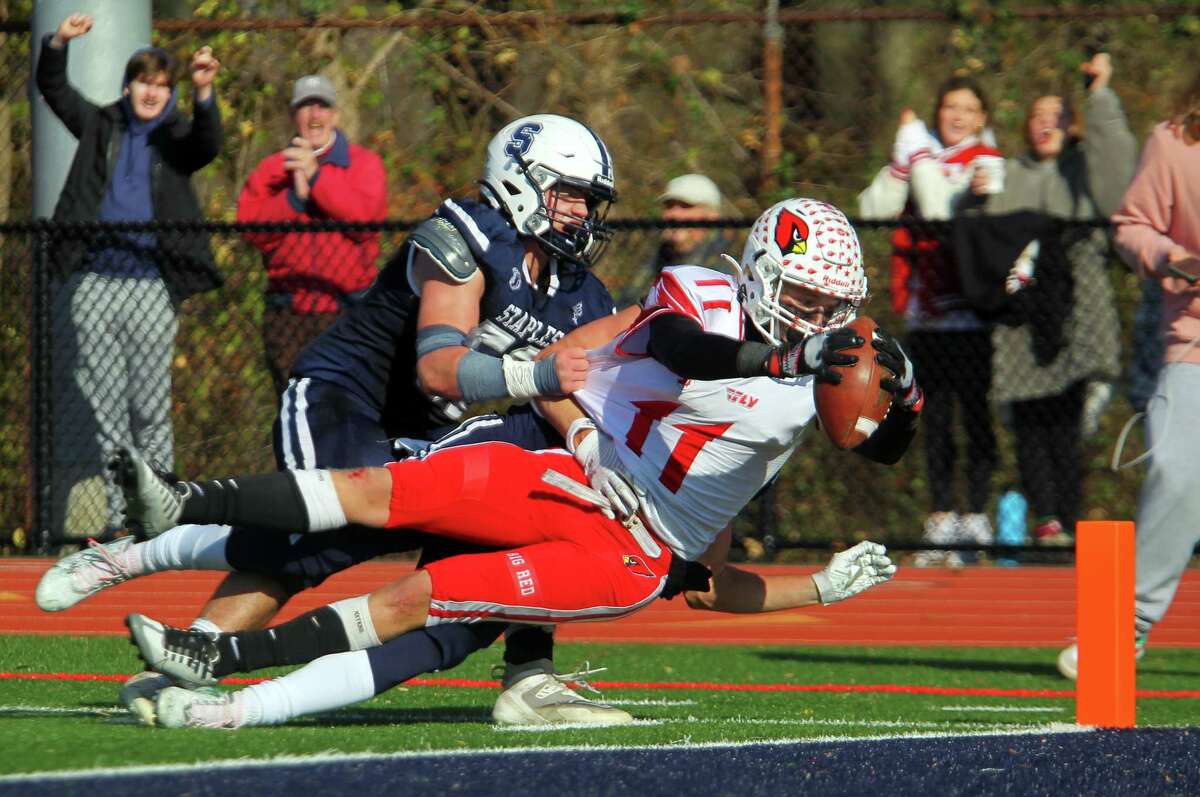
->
[973,155,1006,194]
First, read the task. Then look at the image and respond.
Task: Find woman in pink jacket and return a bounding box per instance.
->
[1057,71,1200,679]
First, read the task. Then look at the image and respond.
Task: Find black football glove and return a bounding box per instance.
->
[764,326,861,384]
[871,328,922,409]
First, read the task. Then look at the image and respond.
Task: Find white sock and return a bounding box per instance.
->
[137,524,234,573]
[330,595,382,650]
[238,650,376,726]
[291,470,348,532]
[189,617,222,636]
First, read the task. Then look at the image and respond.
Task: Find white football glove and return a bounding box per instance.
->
[573,426,642,521]
[812,541,897,605]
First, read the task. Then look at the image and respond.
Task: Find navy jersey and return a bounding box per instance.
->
[291,198,615,439]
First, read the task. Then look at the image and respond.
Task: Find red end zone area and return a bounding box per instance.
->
[2,559,1198,647]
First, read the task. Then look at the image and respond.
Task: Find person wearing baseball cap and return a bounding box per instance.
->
[617,173,730,306]
[237,73,388,395]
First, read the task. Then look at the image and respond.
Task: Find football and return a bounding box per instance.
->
[814,316,892,450]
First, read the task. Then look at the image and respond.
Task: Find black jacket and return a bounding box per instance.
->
[36,35,224,301]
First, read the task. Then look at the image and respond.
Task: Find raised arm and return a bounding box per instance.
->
[36,16,99,139]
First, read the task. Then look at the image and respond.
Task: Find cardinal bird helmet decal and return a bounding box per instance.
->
[735,198,867,344]
[773,209,810,256]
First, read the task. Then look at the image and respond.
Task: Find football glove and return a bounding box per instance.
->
[871,328,922,409]
[764,327,861,383]
[573,426,642,521]
[811,541,897,605]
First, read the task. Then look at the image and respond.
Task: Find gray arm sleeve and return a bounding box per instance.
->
[407,217,479,284]
[1082,87,1138,217]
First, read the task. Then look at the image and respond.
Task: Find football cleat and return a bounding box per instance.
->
[35,536,139,612]
[492,666,633,726]
[125,613,221,687]
[156,686,244,730]
[119,670,175,726]
[1056,633,1147,681]
[113,446,187,538]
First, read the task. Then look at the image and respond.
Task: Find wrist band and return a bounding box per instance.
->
[501,355,561,399]
[565,417,597,455]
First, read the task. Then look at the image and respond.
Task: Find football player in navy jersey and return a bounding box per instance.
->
[37,114,633,726]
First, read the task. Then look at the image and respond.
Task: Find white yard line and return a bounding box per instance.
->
[941,706,1066,713]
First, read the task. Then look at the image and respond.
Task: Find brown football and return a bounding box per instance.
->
[813,316,892,450]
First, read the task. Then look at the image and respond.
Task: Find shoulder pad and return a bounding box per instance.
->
[407,216,479,284]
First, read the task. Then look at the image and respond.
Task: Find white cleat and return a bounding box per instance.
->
[119,670,175,726]
[35,536,138,612]
[125,613,221,687]
[156,686,243,729]
[114,447,186,538]
[1056,635,1148,682]
[492,670,633,726]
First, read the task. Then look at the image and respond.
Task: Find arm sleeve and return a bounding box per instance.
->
[908,156,960,220]
[35,35,96,139]
[176,92,224,172]
[236,156,298,251]
[1111,127,1179,278]
[857,165,909,220]
[1082,87,1139,217]
[308,148,389,240]
[647,313,771,380]
[851,402,920,465]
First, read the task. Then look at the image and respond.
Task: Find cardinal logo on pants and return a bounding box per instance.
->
[774,209,809,256]
[622,554,656,579]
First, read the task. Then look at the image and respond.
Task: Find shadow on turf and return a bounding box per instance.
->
[293,706,494,726]
[757,649,1200,679]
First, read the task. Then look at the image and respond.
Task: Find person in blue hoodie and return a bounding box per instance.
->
[37,13,223,538]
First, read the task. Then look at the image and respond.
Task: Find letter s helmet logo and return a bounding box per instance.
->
[504,122,544,157]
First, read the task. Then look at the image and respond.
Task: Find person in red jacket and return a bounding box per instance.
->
[237,74,388,394]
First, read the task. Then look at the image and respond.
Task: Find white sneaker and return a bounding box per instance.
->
[125,613,221,687]
[914,512,962,568]
[1056,634,1148,682]
[156,686,244,729]
[959,513,994,545]
[35,536,139,611]
[492,670,633,726]
[114,447,186,538]
[119,671,175,726]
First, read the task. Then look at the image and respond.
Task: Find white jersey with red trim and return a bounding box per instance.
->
[573,265,818,560]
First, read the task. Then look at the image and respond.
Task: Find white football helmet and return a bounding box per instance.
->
[735,198,867,344]
[479,114,617,268]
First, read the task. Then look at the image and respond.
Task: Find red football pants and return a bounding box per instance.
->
[383,442,674,625]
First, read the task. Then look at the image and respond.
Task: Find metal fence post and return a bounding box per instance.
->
[31,225,53,552]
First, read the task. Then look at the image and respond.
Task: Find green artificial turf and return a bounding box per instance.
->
[0,635,1196,776]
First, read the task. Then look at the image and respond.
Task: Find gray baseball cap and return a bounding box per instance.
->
[657,174,722,210]
[290,75,337,109]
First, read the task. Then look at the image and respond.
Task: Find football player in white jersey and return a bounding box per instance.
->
[115,198,923,728]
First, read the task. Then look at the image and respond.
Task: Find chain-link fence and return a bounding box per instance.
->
[0,216,1154,558]
[2,4,1199,221]
[1,2,1193,556]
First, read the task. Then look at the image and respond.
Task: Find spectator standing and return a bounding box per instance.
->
[858,76,1003,563]
[1058,69,1200,678]
[618,173,729,306]
[980,53,1135,545]
[37,13,223,537]
[237,75,387,395]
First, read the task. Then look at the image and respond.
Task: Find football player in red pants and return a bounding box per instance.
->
[121,198,922,728]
